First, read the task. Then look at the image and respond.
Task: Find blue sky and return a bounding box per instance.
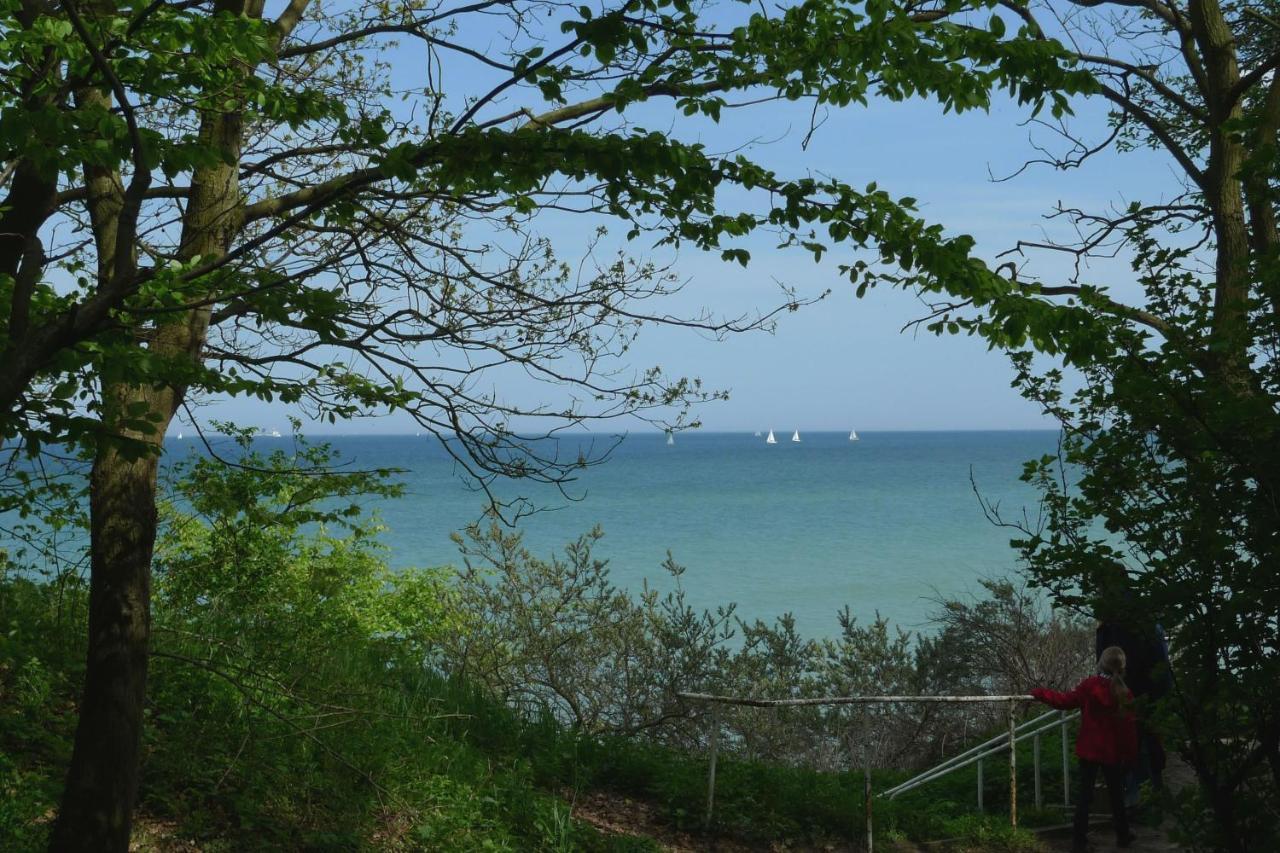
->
[195,3,1178,435]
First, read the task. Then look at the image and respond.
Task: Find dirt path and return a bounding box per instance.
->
[568,791,750,852]
[568,790,876,852]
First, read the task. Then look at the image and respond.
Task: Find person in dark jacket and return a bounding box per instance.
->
[1096,616,1171,801]
[1032,646,1137,853]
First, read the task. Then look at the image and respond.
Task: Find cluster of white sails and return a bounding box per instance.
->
[759,429,857,444]
[665,429,860,445]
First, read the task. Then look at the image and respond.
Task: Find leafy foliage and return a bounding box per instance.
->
[1,438,659,851]
[434,513,1091,776]
[0,0,1101,480]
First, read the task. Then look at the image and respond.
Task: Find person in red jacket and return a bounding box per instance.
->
[1031,646,1138,852]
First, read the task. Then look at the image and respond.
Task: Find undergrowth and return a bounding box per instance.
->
[2,569,1056,852]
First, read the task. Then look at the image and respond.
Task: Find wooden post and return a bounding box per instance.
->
[977,757,984,811]
[705,707,719,830]
[1033,732,1042,811]
[1061,710,1070,807]
[1008,699,1018,829]
[864,760,873,853]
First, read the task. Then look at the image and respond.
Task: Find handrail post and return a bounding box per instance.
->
[977,757,984,811]
[1033,731,1042,811]
[1061,709,1070,806]
[705,706,719,830]
[864,759,873,853]
[1008,698,1017,829]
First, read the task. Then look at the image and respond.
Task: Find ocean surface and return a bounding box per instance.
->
[185,430,1059,638]
[2,430,1059,637]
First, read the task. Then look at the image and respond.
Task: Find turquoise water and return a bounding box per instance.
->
[242,430,1059,636]
[3,431,1058,636]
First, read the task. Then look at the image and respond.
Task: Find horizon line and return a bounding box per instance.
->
[170,427,1062,437]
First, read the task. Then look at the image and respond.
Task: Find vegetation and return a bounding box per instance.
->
[444,522,1092,771]
[2,434,1080,851]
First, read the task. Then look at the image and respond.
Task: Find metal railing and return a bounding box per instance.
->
[882,707,1080,809]
[677,691,1078,852]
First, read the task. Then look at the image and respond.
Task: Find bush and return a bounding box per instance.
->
[0,437,660,851]
[437,522,1093,775]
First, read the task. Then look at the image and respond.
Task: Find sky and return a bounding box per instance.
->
[190,2,1183,435]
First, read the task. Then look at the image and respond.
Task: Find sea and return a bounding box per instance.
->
[183,429,1060,639]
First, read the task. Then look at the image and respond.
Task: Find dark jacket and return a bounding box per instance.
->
[1032,675,1138,766]
[1095,622,1171,699]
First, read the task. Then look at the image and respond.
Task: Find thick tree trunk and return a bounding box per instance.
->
[49,8,251,841]
[48,434,164,851]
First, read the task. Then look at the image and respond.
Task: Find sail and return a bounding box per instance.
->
[791,430,801,442]
[765,430,776,444]
[666,431,674,446]
[754,431,762,437]
[849,430,858,441]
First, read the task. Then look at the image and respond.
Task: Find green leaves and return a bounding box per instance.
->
[0,0,1114,469]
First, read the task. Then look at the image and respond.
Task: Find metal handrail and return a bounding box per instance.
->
[882,708,1059,796]
[882,708,1080,798]
[677,691,1035,706]
[677,691,1047,852]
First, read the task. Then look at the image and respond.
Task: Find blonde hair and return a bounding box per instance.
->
[1099,645,1131,711]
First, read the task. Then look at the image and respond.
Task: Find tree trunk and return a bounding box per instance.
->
[49,5,250,838]
[48,435,164,851]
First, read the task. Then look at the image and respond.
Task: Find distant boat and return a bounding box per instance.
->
[269,429,282,438]
[765,430,777,444]
[754,430,762,437]
[666,430,675,446]
[791,430,801,443]
[176,432,183,439]
[849,430,859,441]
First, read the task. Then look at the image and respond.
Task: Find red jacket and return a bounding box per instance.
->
[1031,675,1137,766]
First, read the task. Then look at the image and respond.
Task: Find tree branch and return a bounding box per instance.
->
[62,0,153,283]
[1094,80,1207,190]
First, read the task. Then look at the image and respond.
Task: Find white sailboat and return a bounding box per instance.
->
[849,429,859,441]
[791,429,801,443]
[765,430,777,444]
[754,430,762,437]
[666,430,675,446]
[176,432,183,439]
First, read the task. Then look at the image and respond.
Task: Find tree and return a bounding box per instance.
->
[0,0,1089,848]
[879,1,1280,848]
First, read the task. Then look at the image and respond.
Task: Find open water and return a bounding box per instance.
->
[204,430,1059,637]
